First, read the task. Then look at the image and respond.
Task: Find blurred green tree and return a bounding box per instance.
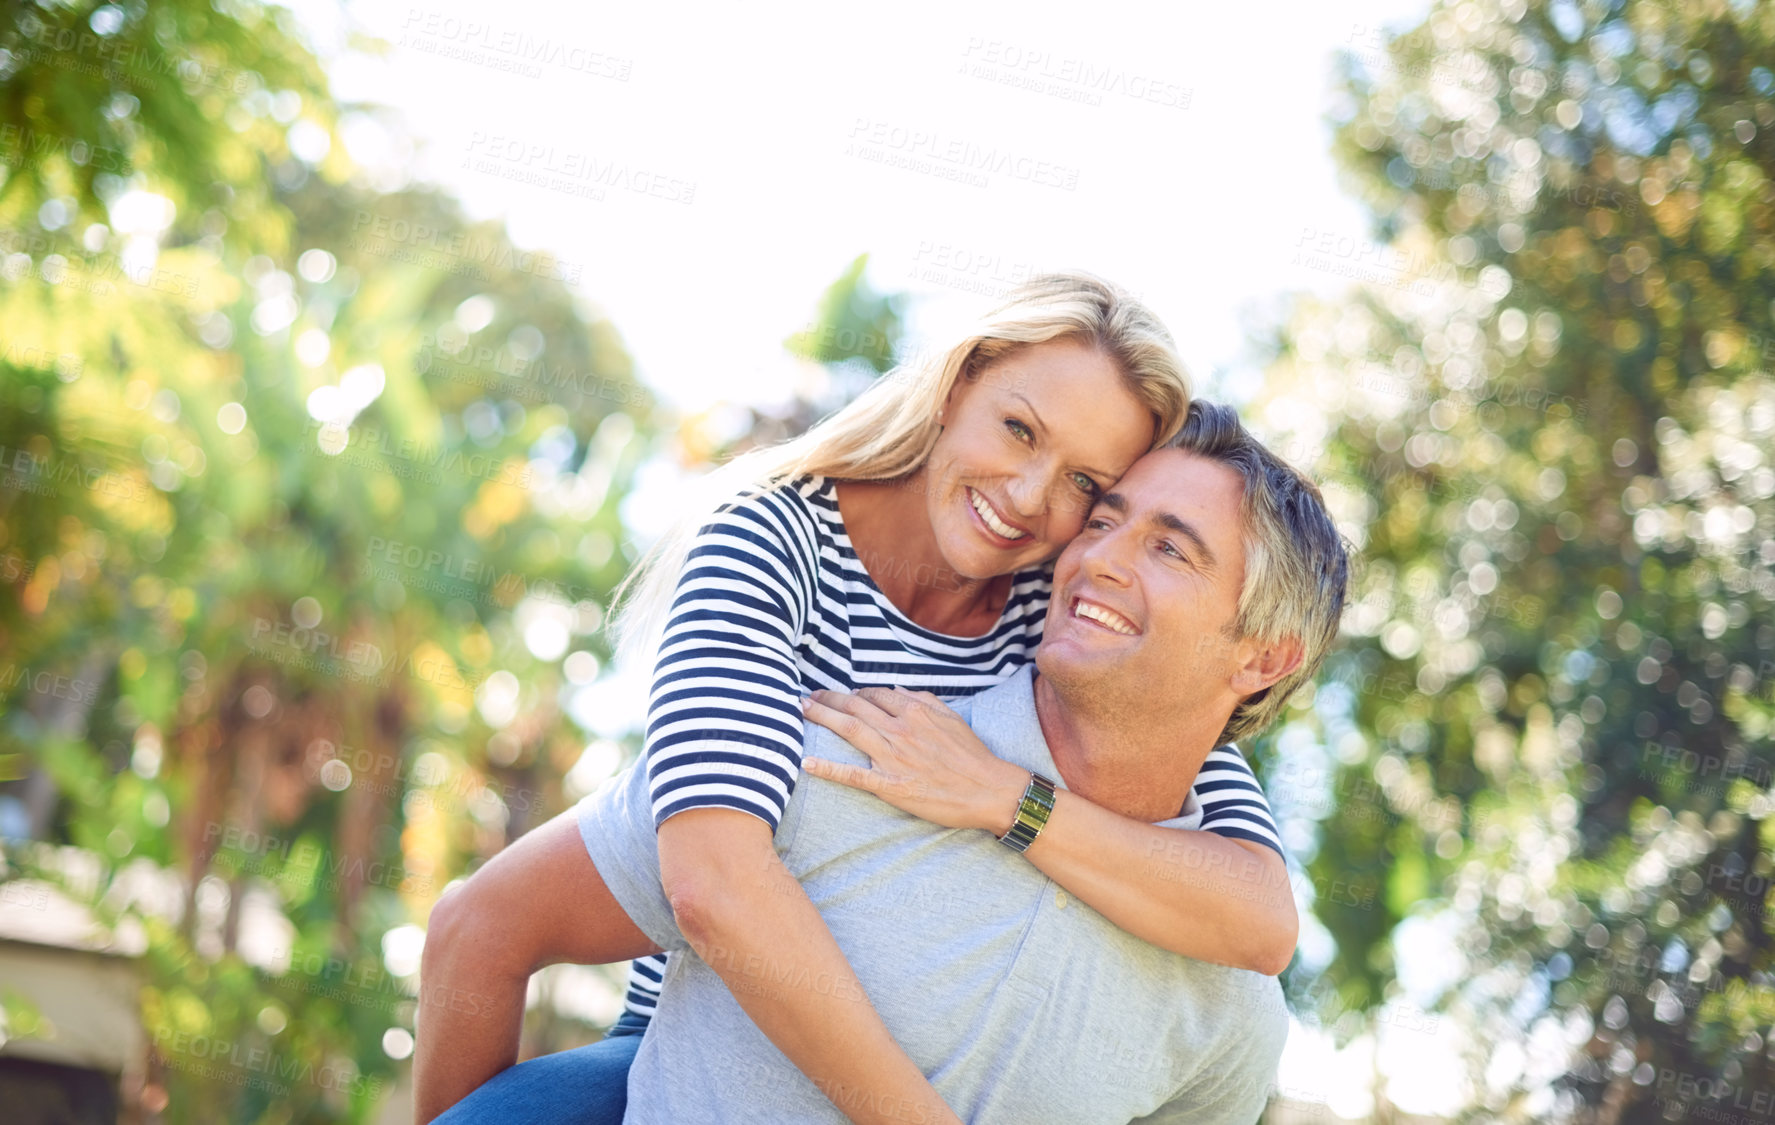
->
[784,251,906,375]
[1264,0,1775,1119]
[0,2,655,1121]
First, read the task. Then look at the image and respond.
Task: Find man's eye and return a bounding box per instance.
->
[1161,540,1186,560]
[1005,419,1033,442]
[1084,517,1110,531]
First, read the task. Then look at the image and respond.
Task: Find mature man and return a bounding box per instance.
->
[573,402,1349,1122]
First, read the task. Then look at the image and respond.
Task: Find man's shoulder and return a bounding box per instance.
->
[1201,965,1290,1063]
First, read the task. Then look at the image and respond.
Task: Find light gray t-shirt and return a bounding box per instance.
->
[579,664,1288,1123]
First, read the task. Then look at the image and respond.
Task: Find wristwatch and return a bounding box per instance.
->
[997,771,1058,852]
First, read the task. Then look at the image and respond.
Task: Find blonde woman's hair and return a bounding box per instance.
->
[609,270,1193,665]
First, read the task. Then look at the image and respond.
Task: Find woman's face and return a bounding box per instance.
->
[921,337,1158,581]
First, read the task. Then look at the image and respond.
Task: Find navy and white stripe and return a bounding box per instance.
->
[1192,753,1282,852]
[620,475,1279,1019]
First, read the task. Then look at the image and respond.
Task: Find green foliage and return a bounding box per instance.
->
[785,252,906,375]
[1275,0,1775,1118]
[0,2,655,1121]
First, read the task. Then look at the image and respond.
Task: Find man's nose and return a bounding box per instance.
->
[1079,527,1135,584]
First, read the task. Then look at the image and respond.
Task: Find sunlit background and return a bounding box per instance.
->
[4,0,1774,1121]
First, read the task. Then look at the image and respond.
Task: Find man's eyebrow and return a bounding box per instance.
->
[1099,491,1218,570]
[1011,392,1116,482]
[1156,511,1218,570]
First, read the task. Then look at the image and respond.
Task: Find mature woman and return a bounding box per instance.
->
[415,272,1296,1125]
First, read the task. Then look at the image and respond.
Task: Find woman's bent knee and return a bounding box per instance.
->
[422,808,650,978]
[423,871,531,982]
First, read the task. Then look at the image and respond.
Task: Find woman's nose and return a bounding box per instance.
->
[1006,472,1046,518]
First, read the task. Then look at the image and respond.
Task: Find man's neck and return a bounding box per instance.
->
[1031,672,1225,823]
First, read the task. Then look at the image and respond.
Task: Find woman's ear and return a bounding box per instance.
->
[941,367,976,423]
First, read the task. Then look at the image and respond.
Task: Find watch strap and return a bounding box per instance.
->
[998,771,1057,852]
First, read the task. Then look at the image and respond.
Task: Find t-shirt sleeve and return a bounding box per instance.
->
[643,487,817,833]
[1190,744,1283,857]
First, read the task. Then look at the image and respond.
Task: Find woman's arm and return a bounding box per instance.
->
[1013,789,1296,975]
[801,687,1299,976]
[660,809,961,1125]
[414,810,664,1123]
[643,490,960,1124]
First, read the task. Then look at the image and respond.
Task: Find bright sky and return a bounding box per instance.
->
[306,0,1441,412]
[295,0,1481,1117]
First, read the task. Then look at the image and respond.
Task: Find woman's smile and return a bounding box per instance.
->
[965,487,1031,545]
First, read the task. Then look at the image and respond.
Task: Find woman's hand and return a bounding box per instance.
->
[801,687,1031,835]
[805,688,1300,975]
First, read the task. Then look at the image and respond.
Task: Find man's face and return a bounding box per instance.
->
[1036,448,1251,714]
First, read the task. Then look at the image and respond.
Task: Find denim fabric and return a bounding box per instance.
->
[430,1013,647,1125]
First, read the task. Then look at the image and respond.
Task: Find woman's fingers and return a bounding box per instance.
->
[803,756,924,802]
[801,695,894,759]
[807,689,898,729]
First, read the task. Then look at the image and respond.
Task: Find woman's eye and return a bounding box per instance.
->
[1070,472,1098,494]
[1004,419,1033,442]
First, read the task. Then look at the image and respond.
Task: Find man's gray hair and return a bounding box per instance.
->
[1165,402,1350,745]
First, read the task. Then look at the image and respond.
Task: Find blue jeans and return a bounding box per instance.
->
[432,1011,648,1124]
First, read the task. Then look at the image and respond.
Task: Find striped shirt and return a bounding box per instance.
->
[619,475,1281,1018]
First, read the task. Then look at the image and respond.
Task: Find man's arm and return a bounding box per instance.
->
[658,808,963,1125]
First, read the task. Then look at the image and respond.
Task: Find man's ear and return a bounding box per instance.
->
[1230,634,1304,697]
